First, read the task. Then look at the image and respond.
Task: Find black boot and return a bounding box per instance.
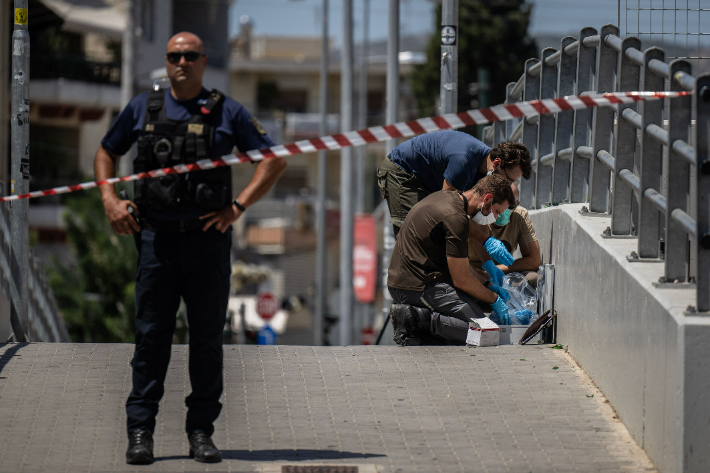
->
[390,304,417,346]
[188,430,222,463]
[407,306,432,332]
[126,428,154,465]
[403,306,433,346]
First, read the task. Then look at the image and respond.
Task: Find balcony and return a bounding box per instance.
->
[31,54,121,85]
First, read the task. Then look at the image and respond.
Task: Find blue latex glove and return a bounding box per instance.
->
[482,260,505,286]
[515,309,533,325]
[484,236,515,266]
[489,284,510,301]
[491,296,511,325]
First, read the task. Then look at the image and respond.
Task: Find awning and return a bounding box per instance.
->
[38,0,125,40]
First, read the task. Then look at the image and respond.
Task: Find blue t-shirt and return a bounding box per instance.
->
[102,87,274,158]
[101,88,275,220]
[389,130,491,192]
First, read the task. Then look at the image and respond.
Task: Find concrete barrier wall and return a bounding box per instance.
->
[528,204,710,473]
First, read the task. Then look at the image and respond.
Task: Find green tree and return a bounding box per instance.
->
[47,187,137,343]
[410,0,538,119]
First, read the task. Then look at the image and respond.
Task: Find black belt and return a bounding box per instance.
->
[141,218,203,233]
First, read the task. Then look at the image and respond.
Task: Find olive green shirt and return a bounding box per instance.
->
[388,191,470,291]
[468,206,537,269]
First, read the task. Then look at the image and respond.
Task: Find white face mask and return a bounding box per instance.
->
[486,164,499,177]
[472,202,496,225]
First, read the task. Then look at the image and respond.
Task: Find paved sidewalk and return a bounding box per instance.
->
[0,343,654,472]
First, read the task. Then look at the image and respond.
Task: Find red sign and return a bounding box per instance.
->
[361,327,375,345]
[256,293,279,320]
[353,215,377,303]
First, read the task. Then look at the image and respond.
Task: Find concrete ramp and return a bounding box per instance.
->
[0,342,652,472]
[529,203,710,473]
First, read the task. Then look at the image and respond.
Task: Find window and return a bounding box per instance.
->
[141,0,154,42]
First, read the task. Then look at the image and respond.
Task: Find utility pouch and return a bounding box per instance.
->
[194,182,228,210]
[135,135,157,204]
[135,134,157,172]
[145,174,181,210]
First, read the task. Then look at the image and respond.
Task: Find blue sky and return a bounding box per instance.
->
[228,0,622,48]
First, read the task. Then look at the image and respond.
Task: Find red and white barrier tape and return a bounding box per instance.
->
[2,90,690,203]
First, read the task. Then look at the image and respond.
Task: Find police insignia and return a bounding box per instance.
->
[251,117,267,135]
[188,124,204,134]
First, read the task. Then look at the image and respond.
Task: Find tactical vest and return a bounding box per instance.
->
[133,88,232,211]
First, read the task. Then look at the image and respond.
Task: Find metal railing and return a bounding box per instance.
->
[0,185,70,342]
[483,24,710,313]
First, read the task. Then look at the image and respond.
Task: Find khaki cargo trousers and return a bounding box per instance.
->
[377,156,433,237]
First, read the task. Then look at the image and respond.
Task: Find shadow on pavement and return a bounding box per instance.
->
[0,343,27,376]
[155,449,385,462]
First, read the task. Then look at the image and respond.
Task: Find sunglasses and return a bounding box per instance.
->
[166,51,205,64]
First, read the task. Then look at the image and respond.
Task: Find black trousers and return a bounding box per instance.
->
[389,282,485,343]
[126,227,231,436]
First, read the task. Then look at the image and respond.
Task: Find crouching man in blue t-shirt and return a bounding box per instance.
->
[377,130,531,287]
[94,32,286,465]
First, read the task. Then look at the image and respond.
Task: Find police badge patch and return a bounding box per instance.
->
[251,117,267,135]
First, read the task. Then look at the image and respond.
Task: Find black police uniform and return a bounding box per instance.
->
[100,87,274,436]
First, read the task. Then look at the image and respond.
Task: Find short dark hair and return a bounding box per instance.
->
[472,174,515,208]
[490,142,532,180]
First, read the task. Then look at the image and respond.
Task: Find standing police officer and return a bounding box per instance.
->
[94,32,286,465]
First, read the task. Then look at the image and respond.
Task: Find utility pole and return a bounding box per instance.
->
[380,0,399,334]
[340,0,354,346]
[356,0,370,214]
[0,2,10,191]
[119,0,135,178]
[440,0,459,114]
[314,0,329,346]
[353,0,370,343]
[10,0,30,341]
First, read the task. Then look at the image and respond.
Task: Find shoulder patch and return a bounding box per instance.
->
[251,117,267,135]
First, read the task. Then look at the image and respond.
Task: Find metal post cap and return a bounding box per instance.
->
[701,86,710,103]
[701,233,710,250]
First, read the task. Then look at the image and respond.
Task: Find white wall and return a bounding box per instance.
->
[529,203,709,473]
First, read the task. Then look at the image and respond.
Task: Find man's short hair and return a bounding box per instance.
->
[490,142,532,180]
[472,174,515,208]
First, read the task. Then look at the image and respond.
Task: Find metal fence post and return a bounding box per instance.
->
[504,82,517,142]
[339,0,354,345]
[665,59,693,282]
[379,0,399,342]
[610,36,642,236]
[570,27,598,203]
[589,24,619,214]
[491,81,511,146]
[492,114,506,146]
[535,48,558,208]
[637,47,665,259]
[10,0,30,342]
[314,0,329,346]
[695,73,710,312]
[520,58,540,209]
[440,0,458,115]
[551,36,577,205]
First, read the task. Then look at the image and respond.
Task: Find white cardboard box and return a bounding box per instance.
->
[466,318,500,347]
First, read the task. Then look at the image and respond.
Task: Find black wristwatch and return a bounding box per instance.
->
[233,199,246,212]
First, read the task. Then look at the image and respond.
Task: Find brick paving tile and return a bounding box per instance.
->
[0,343,655,472]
